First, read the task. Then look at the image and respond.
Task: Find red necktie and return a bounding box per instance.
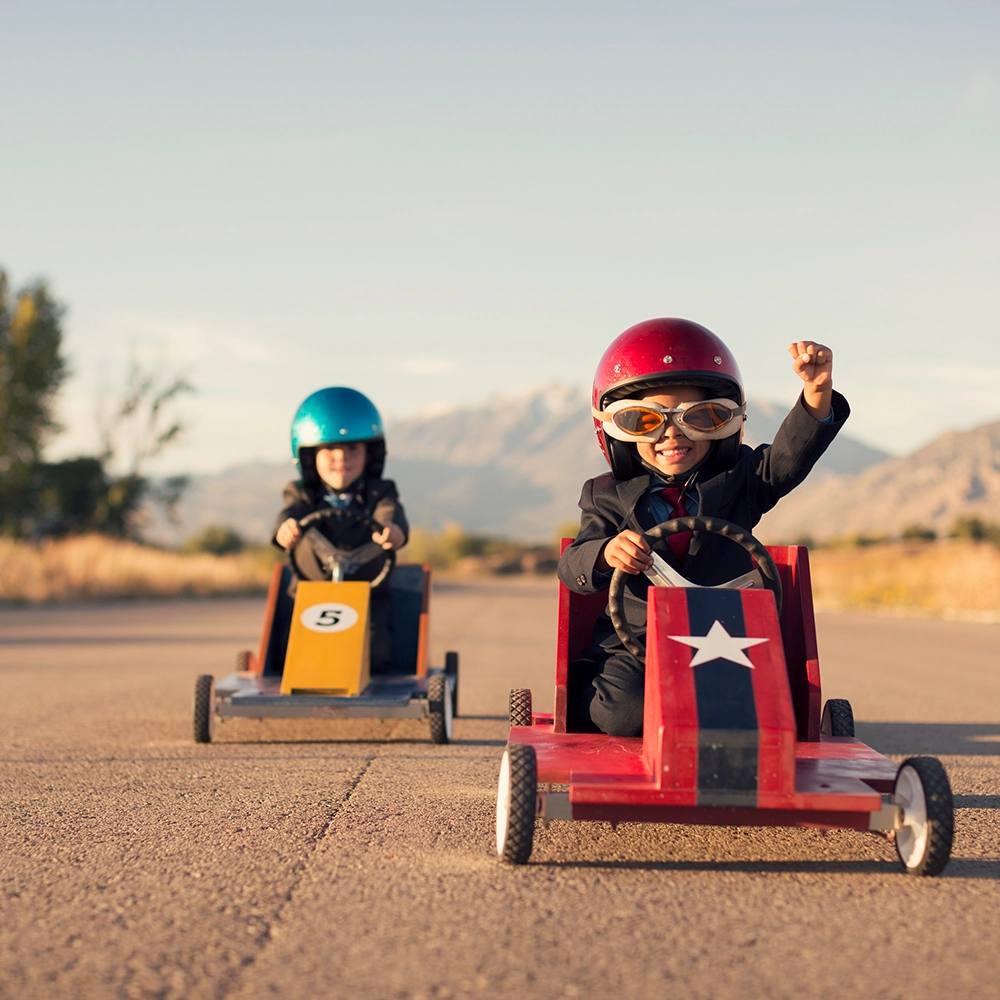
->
[659,486,693,563]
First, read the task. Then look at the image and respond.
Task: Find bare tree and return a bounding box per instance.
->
[97,364,195,536]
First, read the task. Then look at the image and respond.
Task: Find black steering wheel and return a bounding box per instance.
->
[293,507,394,587]
[608,515,783,660]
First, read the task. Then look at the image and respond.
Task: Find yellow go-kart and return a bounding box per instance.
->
[192,507,458,744]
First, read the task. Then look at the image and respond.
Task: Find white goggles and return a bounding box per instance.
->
[593,397,746,443]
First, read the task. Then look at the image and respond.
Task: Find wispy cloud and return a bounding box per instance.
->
[107,313,278,367]
[896,361,1000,388]
[396,358,459,375]
[843,359,1000,454]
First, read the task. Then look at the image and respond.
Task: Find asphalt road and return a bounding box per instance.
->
[2,580,999,1000]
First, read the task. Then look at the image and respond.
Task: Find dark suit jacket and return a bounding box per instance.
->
[558,391,849,651]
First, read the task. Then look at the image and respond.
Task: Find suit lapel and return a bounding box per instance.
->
[695,474,724,520]
[614,475,652,532]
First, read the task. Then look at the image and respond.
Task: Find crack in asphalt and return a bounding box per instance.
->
[220,744,385,1000]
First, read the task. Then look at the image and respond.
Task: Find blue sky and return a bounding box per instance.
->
[2,1,998,472]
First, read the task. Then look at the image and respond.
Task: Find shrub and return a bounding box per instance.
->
[183,525,245,555]
[850,532,888,548]
[951,517,1000,546]
[901,524,937,541]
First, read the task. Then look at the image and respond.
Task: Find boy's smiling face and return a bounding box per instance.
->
[315,442,367,491]
[634,385,712,476]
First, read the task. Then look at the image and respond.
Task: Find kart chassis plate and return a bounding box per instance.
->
[214,671,437,720]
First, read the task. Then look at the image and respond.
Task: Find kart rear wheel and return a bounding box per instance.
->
[893,756,954,876]
[821,698,855,737]
[193,675,215,744]
[496,744,537,864]
[509,688,533,728]
[428,673,453,744]
[235,649,253,673]
[445,651,459,717]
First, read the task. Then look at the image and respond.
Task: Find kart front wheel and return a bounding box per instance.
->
[496,743,537,864]
[893,756,954,876]
[193,675,215,744]
[428,673,453,744]
[821,698,855,737]
[508,688,533,728]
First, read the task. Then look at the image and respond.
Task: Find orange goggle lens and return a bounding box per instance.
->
[677,400,737,432]
[612,407,667,436]
[610,401,737,437]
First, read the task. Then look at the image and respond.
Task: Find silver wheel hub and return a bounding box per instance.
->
[444,676,454,741]
[894,764,929,868]
[496,750,511,856]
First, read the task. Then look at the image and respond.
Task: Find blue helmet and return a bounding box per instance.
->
[291,387,386,480]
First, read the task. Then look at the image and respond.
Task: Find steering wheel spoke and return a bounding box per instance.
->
[715,568,764,591]
[294,507,395,587]
[609,516,783,660]
[344,541,388,563]
[644,551,696,588]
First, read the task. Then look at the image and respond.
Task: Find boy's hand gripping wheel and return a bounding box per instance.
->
[608,516,783,659]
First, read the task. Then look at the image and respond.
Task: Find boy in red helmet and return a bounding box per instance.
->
[559,319,847,737]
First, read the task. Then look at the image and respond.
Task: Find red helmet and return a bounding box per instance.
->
[592,318,745,478]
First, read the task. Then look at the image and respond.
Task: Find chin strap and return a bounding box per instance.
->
[638,461,697,488]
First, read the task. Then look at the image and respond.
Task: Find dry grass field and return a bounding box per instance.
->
[809,538,1000,621]
[2,534,999,621]
[0,535,276,602]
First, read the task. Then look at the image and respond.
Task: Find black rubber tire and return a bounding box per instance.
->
[235,649,253,673]
[428,673,452,744]
[193,675,215,744]
[509,688,533,728]
[445,651,459,717]
[496,743,537,864]
[894,756,954,876]
[820,698,855,737]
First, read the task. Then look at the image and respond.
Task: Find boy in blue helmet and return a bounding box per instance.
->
[273,387,409,673]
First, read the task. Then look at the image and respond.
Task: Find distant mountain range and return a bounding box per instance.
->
[757,417,1000,543]
[149,385,894,544]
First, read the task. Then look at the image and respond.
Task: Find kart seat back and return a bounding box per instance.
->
[553,539,614,733]
[260,565,296,677]
[552,540,822,740]
[766,545,822,741]
[254,562,431,678]
[387,564,431,676]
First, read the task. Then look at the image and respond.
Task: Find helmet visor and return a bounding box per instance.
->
[593,398,745,443]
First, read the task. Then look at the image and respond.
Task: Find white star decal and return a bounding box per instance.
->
[668,619,769,668]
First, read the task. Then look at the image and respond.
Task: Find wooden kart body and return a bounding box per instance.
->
[509,545,901,831]
[212,562,449,725]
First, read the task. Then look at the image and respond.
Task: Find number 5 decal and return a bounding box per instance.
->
[301,603,359,633]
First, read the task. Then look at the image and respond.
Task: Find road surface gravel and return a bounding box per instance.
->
[1,579,999,999]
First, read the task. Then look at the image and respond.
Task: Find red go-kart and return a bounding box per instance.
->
[496,518,954,876]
